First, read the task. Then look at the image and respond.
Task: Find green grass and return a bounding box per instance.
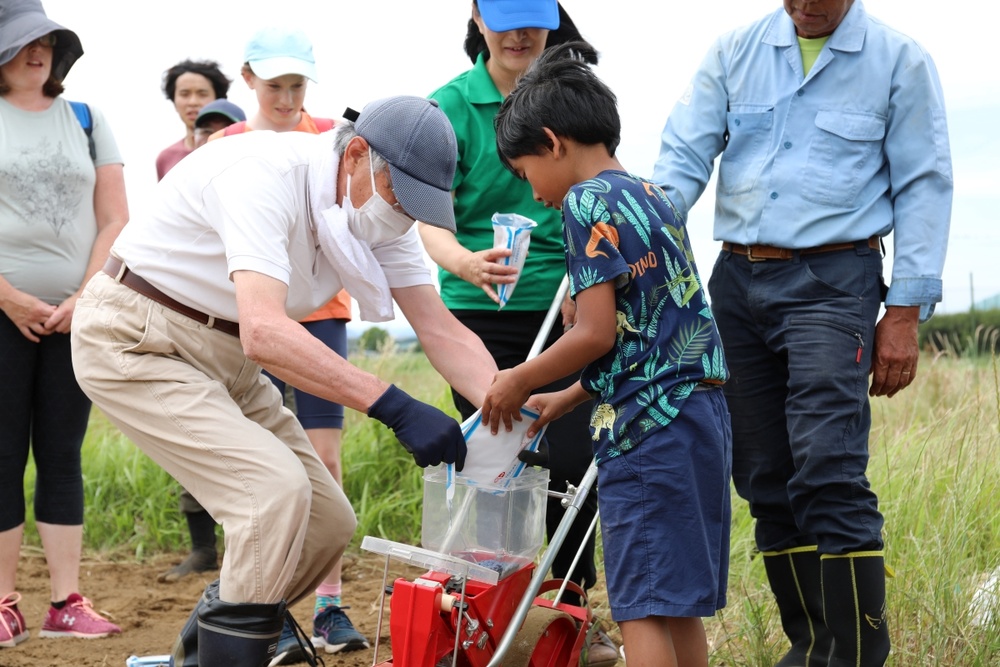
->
[20,348,1000,664]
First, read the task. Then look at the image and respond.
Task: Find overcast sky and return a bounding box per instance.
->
[43,0,999,337]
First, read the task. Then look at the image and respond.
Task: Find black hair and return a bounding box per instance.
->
[162,59,231,101]
[494,41,619,173]
[463,2,598,65]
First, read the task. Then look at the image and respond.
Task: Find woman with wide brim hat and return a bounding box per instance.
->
[0,0,128,649]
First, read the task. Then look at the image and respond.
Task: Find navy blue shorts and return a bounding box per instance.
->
[598,387,732,621]
[265,318,347,430]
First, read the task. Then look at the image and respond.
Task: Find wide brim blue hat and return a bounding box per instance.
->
[478,0,560,31]
[355,96,458,232]
[0,0,83,82]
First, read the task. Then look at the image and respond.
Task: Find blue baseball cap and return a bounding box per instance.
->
[244,27,318,82]
[477,0,560,31]
[195,99,246,128]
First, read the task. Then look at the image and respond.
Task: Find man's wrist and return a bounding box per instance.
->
[883,305,920,324]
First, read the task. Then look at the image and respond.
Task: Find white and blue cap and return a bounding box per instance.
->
[354,96,458,232]
[244,26,318,82]
[478,0,560,31]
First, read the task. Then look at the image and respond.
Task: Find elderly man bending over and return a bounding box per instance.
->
[71,96,497,667]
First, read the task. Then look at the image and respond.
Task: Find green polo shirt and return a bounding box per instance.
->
[429,53,566,311]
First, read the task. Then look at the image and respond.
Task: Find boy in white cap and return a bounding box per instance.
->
[212,27,366,663]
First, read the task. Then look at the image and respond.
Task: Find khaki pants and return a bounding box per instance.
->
[71,273,356,605]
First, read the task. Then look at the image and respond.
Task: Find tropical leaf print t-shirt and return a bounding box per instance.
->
[563,170,728,463]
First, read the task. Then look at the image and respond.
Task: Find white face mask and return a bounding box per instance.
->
[343,155,414,245]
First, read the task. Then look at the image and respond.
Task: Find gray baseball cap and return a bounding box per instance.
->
[0,0,83,82]
[355,96,458,233]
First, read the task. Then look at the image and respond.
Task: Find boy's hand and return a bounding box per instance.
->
[524,389,576,439]
[482,368,530,434]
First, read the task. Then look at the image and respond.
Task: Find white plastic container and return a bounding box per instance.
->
[421,465,549,575]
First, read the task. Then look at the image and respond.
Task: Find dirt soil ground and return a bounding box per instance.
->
[3,548,620,667]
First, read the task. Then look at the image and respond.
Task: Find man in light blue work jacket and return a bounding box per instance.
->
[652,1,952,665]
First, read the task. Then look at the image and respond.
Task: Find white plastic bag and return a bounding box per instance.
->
[456,405,546,487]
[491,212,537,310]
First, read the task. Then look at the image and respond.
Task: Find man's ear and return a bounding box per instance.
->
[542,127,565,157]
[344,136,369,178]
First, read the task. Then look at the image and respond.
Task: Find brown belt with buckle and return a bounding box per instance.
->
[102,257,240,337]
[723,236,880,262]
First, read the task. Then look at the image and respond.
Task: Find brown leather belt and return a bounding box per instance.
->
[102,257,240,337]
[723,236,880,262]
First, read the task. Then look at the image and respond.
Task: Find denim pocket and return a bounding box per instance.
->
[801,250,880,301]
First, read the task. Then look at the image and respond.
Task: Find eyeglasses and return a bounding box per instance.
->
[30,34,58,48]
[390,198,408,217]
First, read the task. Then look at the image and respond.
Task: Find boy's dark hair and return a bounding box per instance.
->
[494,41,619,173]
[463,1,597,66]
[162,59,231,101]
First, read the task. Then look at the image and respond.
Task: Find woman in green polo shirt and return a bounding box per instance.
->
[418,2,617,665]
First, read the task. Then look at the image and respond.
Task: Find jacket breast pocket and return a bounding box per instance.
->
[802,110,886,207]
[718,108,773,196]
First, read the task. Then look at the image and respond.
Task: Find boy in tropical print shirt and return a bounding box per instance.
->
[480,42,732,667]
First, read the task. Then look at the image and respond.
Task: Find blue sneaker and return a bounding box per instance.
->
[311,605,369,654]
[267,619,309,666]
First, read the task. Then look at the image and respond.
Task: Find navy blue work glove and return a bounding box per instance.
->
[367,385,467,471]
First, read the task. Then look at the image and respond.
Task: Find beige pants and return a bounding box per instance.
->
[71,273,356,605]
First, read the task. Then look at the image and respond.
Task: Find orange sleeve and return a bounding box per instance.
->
[300,290,352,322]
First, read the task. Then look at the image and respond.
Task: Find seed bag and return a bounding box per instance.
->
[492,212,537,310]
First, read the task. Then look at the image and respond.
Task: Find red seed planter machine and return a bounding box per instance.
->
[362,277,605,667]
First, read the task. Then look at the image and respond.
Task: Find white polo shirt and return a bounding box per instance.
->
[112,131,430,322]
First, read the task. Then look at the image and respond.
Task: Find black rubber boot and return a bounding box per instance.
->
[169,581,215,667]
[159,510,219,584]
[197,581,286,667]
[764,548,834,666]
[822,552,890,667]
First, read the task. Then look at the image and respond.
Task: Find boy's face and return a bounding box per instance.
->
[193,117,232,148]
[508,149,577,211]
[244,71,307,128]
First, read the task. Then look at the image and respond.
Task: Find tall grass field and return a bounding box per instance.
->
[21,345,1000,665]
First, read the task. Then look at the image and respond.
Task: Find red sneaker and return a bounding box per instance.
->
[1,592,30,648]
[39,593,121,639]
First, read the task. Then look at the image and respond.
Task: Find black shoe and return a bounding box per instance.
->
[158,547,218,584]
